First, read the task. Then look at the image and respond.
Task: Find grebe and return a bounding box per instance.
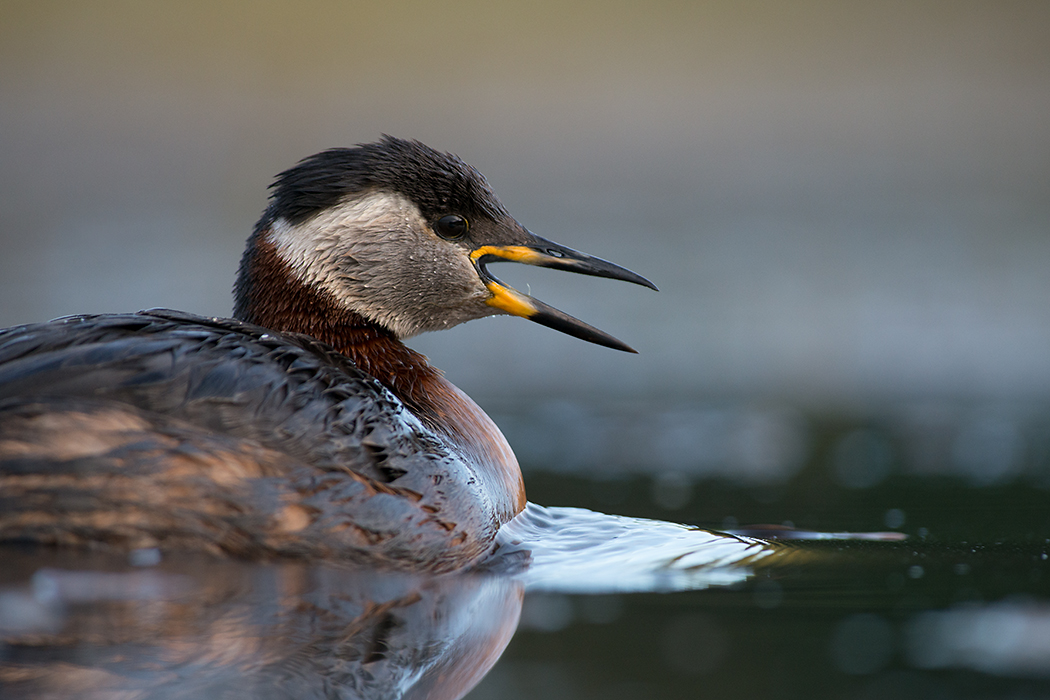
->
[0,136,654,572]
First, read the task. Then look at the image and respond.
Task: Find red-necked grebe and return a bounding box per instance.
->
[0,136,655,572]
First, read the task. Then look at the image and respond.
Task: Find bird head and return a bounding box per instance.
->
[244,136,656,352]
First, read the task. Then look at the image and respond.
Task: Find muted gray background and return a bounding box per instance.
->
[2,1,1048,409]
[3,9,1050,694]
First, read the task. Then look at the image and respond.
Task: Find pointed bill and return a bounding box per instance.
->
[469,237,657,353]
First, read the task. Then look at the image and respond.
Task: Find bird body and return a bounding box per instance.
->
[0,137,654,571]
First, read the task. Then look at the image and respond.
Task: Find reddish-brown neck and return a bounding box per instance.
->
[235,233,525,518]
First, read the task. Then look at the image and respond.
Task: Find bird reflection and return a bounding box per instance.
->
[0,503,790,698]
[0,547,522,699]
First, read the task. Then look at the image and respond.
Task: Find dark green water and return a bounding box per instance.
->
[2,404,1049,699]
[471,534,1050,699]
[467,404,1050,699]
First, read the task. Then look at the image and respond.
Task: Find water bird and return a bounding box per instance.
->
[0,136,655,572]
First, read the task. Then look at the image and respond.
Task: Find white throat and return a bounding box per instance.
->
[267,190,491,338]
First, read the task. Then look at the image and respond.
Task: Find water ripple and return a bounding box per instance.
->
[491,503,775,593]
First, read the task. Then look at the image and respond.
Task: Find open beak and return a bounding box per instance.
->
[469,235,658,353]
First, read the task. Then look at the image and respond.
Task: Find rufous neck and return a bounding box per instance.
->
[234,232,525,518]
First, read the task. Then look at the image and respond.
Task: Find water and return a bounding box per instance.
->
[2,5,1049,697]
[0,548,522,699]
[2,481,1049,699]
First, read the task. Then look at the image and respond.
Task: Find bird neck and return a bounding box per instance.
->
[234,232,525,519]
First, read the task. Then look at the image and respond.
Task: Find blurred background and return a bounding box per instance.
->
[4,3,1050,696]
[2,1,1050,507]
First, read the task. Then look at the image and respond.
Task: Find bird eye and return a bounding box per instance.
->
[434,214,469,240]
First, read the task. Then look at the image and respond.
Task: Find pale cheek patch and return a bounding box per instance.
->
[264,189,496,338]
[267,191,417,287]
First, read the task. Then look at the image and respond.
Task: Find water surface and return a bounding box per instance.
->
[3,487,1048,699]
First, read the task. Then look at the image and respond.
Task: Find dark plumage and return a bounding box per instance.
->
[0,137,654,571]
[0,311,495,569]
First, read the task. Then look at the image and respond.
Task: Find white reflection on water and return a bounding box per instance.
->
[491,504,773,593]
[907,601,1050,677]
[0,508,776,698]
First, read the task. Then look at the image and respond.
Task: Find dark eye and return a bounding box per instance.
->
[434,214,469,240]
